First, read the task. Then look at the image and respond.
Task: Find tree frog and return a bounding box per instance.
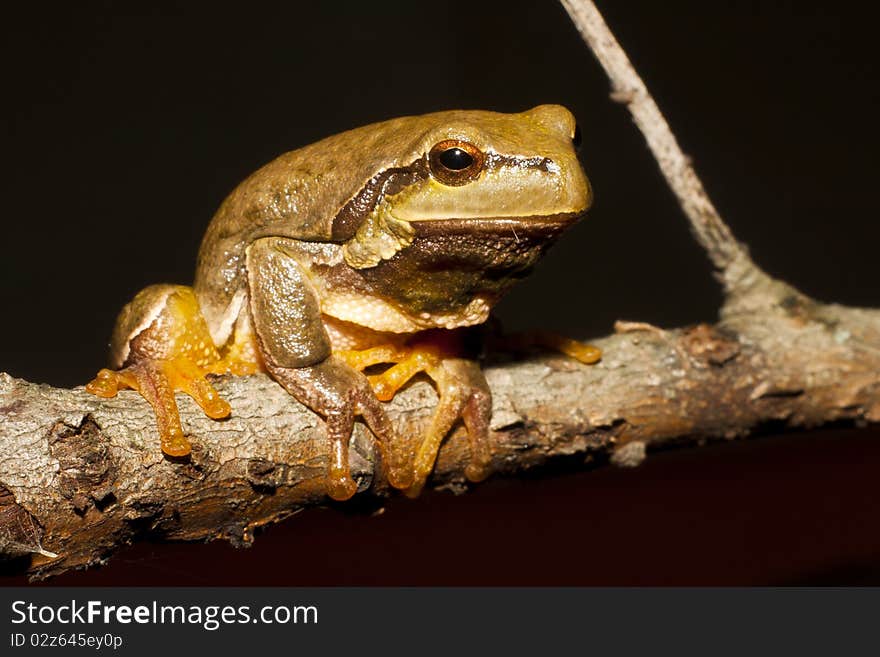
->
[86,104,599,500]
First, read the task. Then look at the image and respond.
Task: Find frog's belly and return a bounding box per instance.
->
[321,316,406,351]
[319,289,492,335]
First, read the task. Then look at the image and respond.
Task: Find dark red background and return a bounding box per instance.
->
[2,1,878,585]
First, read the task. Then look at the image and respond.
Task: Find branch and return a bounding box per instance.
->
[2,0,878,579]
[3,302,880,578]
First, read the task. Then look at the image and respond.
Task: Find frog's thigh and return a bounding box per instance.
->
[87,284,230,457]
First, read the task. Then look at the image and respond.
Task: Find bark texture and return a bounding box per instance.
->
[2,288,879,579]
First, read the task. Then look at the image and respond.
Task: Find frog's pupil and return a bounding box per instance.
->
[439,147,473,170]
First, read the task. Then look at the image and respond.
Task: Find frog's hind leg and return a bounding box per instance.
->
[86,284,236,457]
[88,359,229,456]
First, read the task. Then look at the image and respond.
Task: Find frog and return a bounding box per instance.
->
[86,104,600,501]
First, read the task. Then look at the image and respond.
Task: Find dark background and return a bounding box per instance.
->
[2,1,878,584]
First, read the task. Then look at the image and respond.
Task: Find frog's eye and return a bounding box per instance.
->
[428,139,485,186]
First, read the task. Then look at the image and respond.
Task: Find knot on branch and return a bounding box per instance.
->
[49,416,118,515]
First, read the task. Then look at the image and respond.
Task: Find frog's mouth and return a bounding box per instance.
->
[409,211,583,239]
[357,211,584,315]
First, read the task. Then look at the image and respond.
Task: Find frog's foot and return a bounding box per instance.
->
[336,344,442,402]
[86,358,231,457]
[405,358,492,497]
[338,345,492,497]
[265,355,413,500]
[500,330,602,364]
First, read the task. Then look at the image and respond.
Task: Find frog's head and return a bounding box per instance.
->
[386,104,589,224]
[335,105,592,319]
[335,104,590,259]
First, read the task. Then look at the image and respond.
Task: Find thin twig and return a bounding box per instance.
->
[559,0,756,287]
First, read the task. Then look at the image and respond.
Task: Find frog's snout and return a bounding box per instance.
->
[522,104,578,140]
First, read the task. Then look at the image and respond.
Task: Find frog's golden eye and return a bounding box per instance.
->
[428,139,485,186]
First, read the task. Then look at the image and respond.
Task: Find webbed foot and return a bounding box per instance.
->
[499,330,602,364]
[338,343,492,496]
[266,355,414,500]
[86,358,231,457]
[404,357,492,497]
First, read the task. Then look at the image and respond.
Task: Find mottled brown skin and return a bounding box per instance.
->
[86,105,593,500]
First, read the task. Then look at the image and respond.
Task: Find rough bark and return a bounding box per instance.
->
[1,0,878,578]
[2,293,879,579]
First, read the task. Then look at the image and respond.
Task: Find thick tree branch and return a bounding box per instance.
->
[2,299,880,578]
[1,0,877,579]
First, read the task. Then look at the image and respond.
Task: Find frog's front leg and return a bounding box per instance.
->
[407,357,492,497]
[339,342,493,497]
[246,238,412,500]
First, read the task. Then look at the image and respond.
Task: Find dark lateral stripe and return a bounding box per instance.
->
[330,153,557,242]
[330,158,428,242]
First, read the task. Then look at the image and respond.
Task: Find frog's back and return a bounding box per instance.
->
[193,115,434,344]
